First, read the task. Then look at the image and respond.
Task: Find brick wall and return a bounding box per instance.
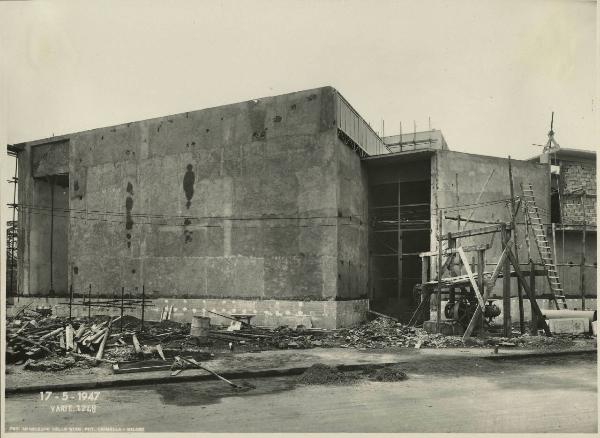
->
[560,159,596,225]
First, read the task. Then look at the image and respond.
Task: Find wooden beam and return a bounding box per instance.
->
[419,244,489,258]
[444,215,499,226]
[530,259,538,335]
[457,247,485,309]
[436,214,443,332]
[502,225,512,337]
[505,247,552,336]
[508,156,525,335]
[441,223,512,240]
[485,239,513,289]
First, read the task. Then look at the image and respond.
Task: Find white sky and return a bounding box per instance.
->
[0,0,597,223]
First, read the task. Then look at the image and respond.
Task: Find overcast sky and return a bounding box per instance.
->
[0,0,597,222]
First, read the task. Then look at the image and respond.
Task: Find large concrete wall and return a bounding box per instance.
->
[335,133,369,300]
[433,150,551,298]
[17,140,70,296]
[19,87,361,304]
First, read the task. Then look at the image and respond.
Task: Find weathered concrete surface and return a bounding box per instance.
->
[547,318,590,335]
[16,87,371,318]
[6,296,369,329]
[335,131,369,300]
[433,150,551,297]
[64,87,339,301]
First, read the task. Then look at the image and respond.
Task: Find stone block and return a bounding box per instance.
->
[547,318,589,335]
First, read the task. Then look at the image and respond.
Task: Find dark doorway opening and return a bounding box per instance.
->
[369,178,430,321]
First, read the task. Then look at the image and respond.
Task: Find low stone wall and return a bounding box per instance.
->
[6,297,370,330]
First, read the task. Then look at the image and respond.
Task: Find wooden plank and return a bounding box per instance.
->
[485,239,513,289]
[419,244,489,259]
[462,291,490,340]
[368,309,398,321]
[65,325,74,351]
[457,247,485,309]
[113,363,172,374]
[132,334,142,355]
[444,215,499,226]
[530,260,538,335]
[441,223,511,241]
[436,214,443,331]
[156,344,166,361]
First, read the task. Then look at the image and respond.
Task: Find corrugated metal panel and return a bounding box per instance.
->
[334,92,388,156]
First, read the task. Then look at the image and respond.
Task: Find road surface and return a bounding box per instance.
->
[5,353,597,433]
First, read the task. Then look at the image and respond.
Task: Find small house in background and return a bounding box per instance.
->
[527,148,597,310]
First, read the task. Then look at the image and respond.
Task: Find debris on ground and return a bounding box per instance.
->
[24,357,77,372]
[364,365,408,382]
[6,309,594,375]
[296,363,359,385]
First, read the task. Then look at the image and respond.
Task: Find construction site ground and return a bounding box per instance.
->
[5,352,597,433]
[5,337,596,394]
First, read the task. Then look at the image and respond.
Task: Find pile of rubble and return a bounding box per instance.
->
[7,306,590,374]
[6,310,196,370]
[6,312,118,366]
[330,317,464,349]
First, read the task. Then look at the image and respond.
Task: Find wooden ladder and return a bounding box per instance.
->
[521,183,567,310]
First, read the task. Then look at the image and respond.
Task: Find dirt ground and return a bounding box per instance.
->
[5,353,596,433]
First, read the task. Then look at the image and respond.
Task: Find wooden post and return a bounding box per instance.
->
[69,284,73,320]
[477,249,486,332]
[448,238,456,305]
[420,256,429,324]
[580,192,587,309]
[141,284,146,331]
[507,157,524,334]
[529,259,537,335]
[502,224,512,337]
[436,213,443,332]
[398,182,403,305]
[455,173,460,232]
[49,176,55,294]
[88,284,92,319]
[120,287,125,332]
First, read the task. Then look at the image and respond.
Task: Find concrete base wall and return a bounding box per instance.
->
[6,297,369,330]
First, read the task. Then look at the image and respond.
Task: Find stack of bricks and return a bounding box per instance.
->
[560,160,596,226]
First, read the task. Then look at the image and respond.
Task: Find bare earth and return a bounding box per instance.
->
[4,353,596,433]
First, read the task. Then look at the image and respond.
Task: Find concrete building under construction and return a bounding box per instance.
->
[7,86,597,329]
